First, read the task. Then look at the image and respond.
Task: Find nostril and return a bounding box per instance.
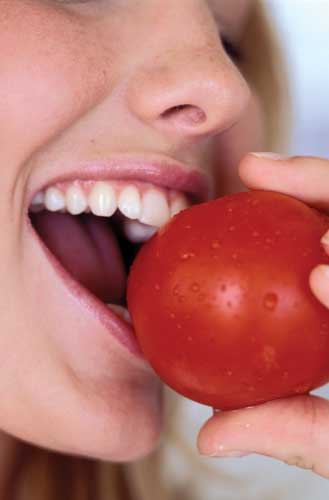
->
[161,104,207,126]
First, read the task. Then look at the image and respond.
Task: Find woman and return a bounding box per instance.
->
[0,0,328,498]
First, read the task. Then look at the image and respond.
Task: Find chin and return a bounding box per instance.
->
[66,376,164,462]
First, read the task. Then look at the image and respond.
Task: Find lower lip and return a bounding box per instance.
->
[27,216,146,362]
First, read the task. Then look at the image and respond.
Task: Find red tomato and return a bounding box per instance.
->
[127,190,329,410]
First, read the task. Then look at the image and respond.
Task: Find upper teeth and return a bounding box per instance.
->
[30,180,189,230]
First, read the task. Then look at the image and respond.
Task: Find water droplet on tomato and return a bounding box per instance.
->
[252,231,260,237]
[232,253,238,260]
[226,370,233,376]
[190,282,200,292]
[262,344,277,368]
[295,383,311,394]
[154,283,160,291]
[173,285,180,296]
[229,225,236,232]
[263,292,278,311]
[180,252,195,260]
[178,295,185,303]
[170,312,176,319]
[211,240,221,249]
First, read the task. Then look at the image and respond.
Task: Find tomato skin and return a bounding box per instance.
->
[127,190,329,410]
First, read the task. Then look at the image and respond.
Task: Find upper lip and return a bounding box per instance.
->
[27,153,213,208]
[25,153,212,363]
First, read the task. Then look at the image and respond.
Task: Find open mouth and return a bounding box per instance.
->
[27,177,191,356]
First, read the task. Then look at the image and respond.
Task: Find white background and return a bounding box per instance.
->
[268,0,329,157]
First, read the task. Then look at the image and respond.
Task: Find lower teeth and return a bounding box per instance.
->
[106,303,132,325]
[123,219,157,243]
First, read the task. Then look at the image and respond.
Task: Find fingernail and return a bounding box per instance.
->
[249,152,289,160]
[317,264,329,279]
[219,451,250,458]
[200,444,250,458]
[321,232,329,246]
[202,450,249,458]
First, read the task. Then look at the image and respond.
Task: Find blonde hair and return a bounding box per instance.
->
[9,2,289,499]
[241,1,291,151]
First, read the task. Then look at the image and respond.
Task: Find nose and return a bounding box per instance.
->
[126,9,251,142]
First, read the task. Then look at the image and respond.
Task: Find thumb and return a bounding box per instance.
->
[238,153,329,212]
[197,395,329,478]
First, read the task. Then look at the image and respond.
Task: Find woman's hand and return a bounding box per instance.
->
[197,153,329,478]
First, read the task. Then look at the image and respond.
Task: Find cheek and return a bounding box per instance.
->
[0,1,110,170]
[212,92,265,195]
[0,4,164,460]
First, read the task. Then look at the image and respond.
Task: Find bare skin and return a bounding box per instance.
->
[2,0,329,489]
[0,0,261,487]
[198,154,329,479]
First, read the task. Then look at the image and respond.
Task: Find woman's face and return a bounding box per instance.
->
[0,0,263,461]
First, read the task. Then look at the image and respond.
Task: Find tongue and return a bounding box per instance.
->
[31,212,126,304]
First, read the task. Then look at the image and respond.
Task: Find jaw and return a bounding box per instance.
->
[0,208,163,461]
[4,165,199,459]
